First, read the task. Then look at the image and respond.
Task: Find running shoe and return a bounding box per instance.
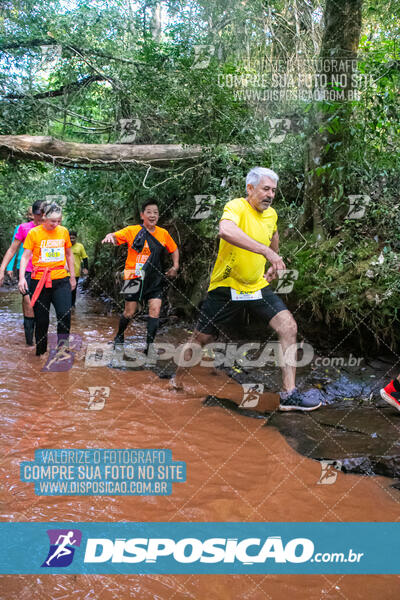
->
[279,388,323,412]
[113,333,124,346]
[380,379,400,412]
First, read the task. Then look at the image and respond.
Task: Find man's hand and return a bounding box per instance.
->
[263,247,286,273]
[264,267,278,283]
[18,277,28,294]
[70,276,77,291]
[82,268,89,276]
[102,233,117,245]
[165,266,178,278]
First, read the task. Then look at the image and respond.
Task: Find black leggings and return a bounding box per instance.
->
[29,277,72,355]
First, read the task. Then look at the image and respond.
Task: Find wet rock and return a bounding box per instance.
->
[266,405,400,483]
[203,395,267,420]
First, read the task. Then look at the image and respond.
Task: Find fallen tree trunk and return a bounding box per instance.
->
[0,135,247,168]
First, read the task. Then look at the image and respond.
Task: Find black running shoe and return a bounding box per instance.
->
[113,333,124,346]
[279,388,323,412]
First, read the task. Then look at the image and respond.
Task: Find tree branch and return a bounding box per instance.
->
[4,75,103,100]
[0,39,142,66]
[0,135,248,169]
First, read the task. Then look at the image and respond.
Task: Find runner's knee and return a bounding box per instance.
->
[272,315,297,340]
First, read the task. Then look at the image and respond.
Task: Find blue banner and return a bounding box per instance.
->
[0,522,398,574]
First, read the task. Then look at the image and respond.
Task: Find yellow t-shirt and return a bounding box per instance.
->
[71,242,88,277]
[208,197,278,293]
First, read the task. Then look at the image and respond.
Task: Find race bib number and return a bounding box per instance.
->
[134,262,146,277]
[230,288,262,301]
[40,246,65,263]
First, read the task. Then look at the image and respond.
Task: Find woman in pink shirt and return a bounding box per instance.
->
[0,200,43,345]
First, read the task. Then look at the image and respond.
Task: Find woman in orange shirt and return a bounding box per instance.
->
[18,202,76,356]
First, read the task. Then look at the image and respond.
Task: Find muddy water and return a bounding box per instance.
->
[0,286,399,599]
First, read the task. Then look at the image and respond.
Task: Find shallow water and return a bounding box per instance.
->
[0,286,399,599]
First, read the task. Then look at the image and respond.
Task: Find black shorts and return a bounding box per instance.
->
[121,278,163,302]
[21,271,31,297]
[196,285,288,336]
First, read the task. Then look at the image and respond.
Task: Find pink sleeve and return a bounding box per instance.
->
[15,223,26,242]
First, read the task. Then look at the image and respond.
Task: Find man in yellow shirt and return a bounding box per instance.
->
[186,167,322,412]
[69,231,88,307]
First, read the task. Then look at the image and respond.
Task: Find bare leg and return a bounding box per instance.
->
[146,298,162,353]
[123,300,137,319]
[22,293,34,317]
[268,310,297,393]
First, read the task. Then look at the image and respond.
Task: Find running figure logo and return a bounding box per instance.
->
[41,529,82,567]
[317,460,343,485]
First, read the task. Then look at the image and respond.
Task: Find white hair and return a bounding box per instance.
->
[246,167,279,188]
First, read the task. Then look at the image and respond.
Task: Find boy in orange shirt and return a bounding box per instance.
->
[102,201,179,351]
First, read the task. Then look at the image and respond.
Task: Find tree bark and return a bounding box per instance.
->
[301,0,363,235]
[0,135,246,168]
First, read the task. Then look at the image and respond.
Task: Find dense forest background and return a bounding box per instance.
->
[0,0,399,347]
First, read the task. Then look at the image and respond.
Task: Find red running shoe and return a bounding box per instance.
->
[380,379,400,412]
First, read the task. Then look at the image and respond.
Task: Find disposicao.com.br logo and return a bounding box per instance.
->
[82,536,364,567]
[1,522,387,574]
[84,536,314,564]
[41,529,82,567]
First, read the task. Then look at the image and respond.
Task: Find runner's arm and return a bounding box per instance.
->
[82,257,89,275]
[219,219,285,271]
[101,233,118,245]
[0,239,22,285]
[18,249,31,294]
[270,231,279,253]
[166,249,179,278]
[65,247,76,290]
[264,231,280,282]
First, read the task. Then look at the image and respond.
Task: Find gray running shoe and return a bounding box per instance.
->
[279,388,323,412]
